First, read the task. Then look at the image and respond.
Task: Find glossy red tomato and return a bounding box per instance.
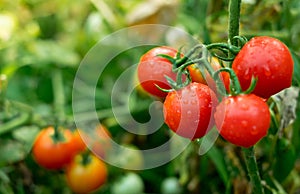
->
[230,36,293,99]
[137,46,185,98]
[65,154,107,194]
[32,127,85,170]
[214,94,270,148]
[163,82,218,140]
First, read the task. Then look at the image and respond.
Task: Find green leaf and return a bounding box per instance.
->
[25,40,80,68]
[0,169,10,183]
[0,139,26,165]
[12,126,39,153]
[207,146,229,184]
[0,182,14,194]
[292,52,300,86]
[273,138,296,182]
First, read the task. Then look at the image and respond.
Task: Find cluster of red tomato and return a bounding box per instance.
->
[137,36,293,148]
[32,125,110,193]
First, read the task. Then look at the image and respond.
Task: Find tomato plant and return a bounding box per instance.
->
[163,82,218,140]
[32,126,85,170]
[188,57,229,93]
[137,46,185,98]
[65,153,108,194]
[230,36,294,99]
[214,94,271,148]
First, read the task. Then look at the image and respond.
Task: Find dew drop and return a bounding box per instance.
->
[149,61,155,67]
[191,91,197,97]
[264,67,271,76]
[241,120,248,127]
[241,103,249,110]
[251,126,258,135]
[244,68,250,80]
[191,100,197,105]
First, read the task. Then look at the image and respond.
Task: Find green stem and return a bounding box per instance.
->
[0,74,7,112]
[81,151,92,166]
[228,1,264,193]
[242,147,265,194]
[51,68,66,124]
[228,0,242,46]
[214,67,242,96]
[51,68,66,142]
[0,112,31,135]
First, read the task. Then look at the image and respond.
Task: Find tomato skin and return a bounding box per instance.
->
[163,82,218,140]
[231,36,293,99]
[214,94,270,148]
[137,46,185,98]
[72,130,88,153]
[32,127,84,170]
[65,154,107,194]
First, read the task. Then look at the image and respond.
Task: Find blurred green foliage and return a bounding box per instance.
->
[0,0,300,193]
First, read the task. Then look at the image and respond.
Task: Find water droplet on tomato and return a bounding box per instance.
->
[241,120,248,127]
[264,67,271,76]
[251,126,258,135]
[191,91,197,97]
[191,100,197,105]
[244,68,250,80]
[182,99,189,104]
[241,103,249,110]
[149,61,155,67]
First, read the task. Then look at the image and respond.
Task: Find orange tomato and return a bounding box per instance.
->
[65,153,108,194]
[32,126,84,170]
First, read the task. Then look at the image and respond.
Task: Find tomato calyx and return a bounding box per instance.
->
[156,37,246,94]
[157,45,216,92]
[51,125,67,143]
[80,150,92,166]
[213,67,257,96]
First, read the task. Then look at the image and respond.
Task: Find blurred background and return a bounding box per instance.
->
[0,0,300,193]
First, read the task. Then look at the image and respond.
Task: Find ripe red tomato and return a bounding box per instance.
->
[214,94,270,148]
[65,154,107,194]
[230,36,293,99]
[163,82,218,140]
[137,46,185,98]
[32,127,85,170]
